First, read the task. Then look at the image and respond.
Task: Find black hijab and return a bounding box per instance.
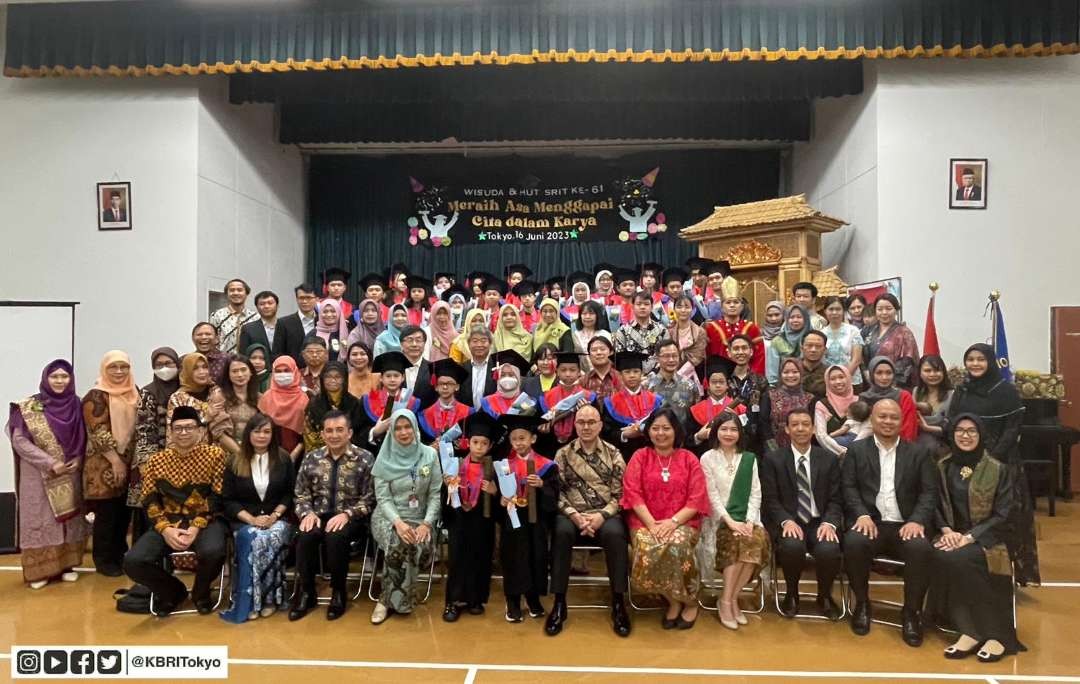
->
[954,343,1022,418]
[860,356,901,405]
[948,412,986,469]
[307,360,360,428]
[143,346,181,408]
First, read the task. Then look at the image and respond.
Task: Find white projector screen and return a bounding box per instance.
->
[0,303,76,492]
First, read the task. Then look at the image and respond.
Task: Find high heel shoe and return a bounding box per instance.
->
[733,602,748,626]
[717,600,738,630]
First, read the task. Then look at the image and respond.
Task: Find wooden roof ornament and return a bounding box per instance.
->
[812,266,849,297]
[680,194,846,238]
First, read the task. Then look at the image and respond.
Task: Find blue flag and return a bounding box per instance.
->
[991,299,1013,382]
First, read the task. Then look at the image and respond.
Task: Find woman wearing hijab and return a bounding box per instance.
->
[760,300,785,346]
[7,360,89,588]
[370,409,442,624]
[315,299,349,361]
[814,365,861,457]
[450,309,488,364]
[931,414,1025,662]
[860,356,919,442]
[862,294,920,388]
[166,352,228,445]
[374,304,410,358]
[345,299,387,356]
[532,298,570,351]
[346,341,380,399]
[560,276,592,322]
[426,301,458,362]
[244,343,272,393]
[303,361,363,452]
[947,343,1039,586]
[82,350,140,576]
[765,305,809,386]
[759,358,813,453]
[258,355,309,461]
[132,347,180,518]
[493,303,534,360]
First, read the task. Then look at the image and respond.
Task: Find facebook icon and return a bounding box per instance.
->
[69,650,95,675]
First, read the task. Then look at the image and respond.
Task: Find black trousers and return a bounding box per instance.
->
[295,514,366,594]
[774,519,842,597]
[549,515,629,595]
[91,496,131,570]
[844,520,933,610]
[123,520,228,603]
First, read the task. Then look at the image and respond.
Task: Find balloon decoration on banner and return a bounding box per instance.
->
[408,176,459,248]
[615,166,666,242]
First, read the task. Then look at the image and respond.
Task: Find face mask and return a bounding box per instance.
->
[274,372,294,387]
[497,376,519,392]
[153,367,179,382]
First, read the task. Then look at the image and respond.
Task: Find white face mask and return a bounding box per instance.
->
[273,372,294,387]
[497,376,519,392]
[153,367,179,382]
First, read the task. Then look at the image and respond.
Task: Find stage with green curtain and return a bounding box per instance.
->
[306,149,779,291]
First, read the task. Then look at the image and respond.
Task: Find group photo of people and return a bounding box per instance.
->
[8,259,1034,664]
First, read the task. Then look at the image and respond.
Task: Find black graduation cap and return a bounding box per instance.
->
[493,349,531,375]
[498,412,546,435]
[389,263,410,278]
[612,267,639,285]
[371,351,412,374]
[464,410,503,441]
[431,358,469,385]
[504,263,532,278]
[638,262,664,278]
[593,262,618,278]
[706,259,732,277]
[464,271,486,288]
[684,257,712,275]
[405,275,433,292]
[320,267,351,285]
[704,356,736,379]
[554,351,584,367]
[440,284,472,302]
[433,272,456,284]
[359,272,385,291]
[565,271,592,290]
[481,276,508,297]
[545,275,564,291]
[614,351,649,372]
[662,267,688,286]
[511,280,541,298]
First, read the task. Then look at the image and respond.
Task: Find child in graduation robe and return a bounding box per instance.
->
[496,413,559,623]
[687,357,747,455]
[539,352,597,448]
[356,352,421,453]
[442,412,502,622]
[601,352,663,460]
[418,359,474,445]
[512,280,542,333]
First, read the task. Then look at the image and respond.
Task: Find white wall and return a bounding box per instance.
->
[796,56,1080,371]
[197,78,306,320]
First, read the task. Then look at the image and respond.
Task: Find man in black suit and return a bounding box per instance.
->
[102,191,127,223]
[760,408,844,620]
[400,325,436,408]
[842,398,937,646]
[238,290,289,361]
[457,325,496,408]
[278,283,319,367]
[955,168,982,201]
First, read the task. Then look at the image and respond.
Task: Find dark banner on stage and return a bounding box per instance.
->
[408,167,666,246]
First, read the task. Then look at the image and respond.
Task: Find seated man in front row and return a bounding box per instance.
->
[123,406,228,616]
[546,405,631,638]
[759,408,844,620]
[843,398,937,647]
[290,410,375,622]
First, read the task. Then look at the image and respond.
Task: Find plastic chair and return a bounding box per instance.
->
[769,551,847,621]
[148,550,228,616]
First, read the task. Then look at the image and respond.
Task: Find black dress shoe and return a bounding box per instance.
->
[675,615,697,630]
[902,610,924,647]
[850,601,871,635]
[817,595,842,621]
[193,597,214,615]
[443,604,461,623]
[779,592,800,618]
[151,589,188,618]
[97,564,124,578]
[326,590,347,621]
[505,598,524,623]
[526,595,546,618]
[661,616,679,630]
[611,595,631,637]
[288,590,317,622]
[467,603,485,615]
[544,599,568,636]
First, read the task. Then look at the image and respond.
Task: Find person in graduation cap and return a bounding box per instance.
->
[464,271,486,307]
[512,280,542,332]
[560,271,593,322]
[544,276,565,306]
[658,267,689,324]
[353,273,391,324]
[602,352,664,460]
[356,352,422,453]
[433,272,455,299]
[609,268,640,330]
[418,359,474,444]
[539,351,597,447]
[638,262,665,304]
[442,411,502,622]
[495,412,559,623]
[440,284,473,331]
[705,276,767,376]
[403,275,433,327]
[480,349,534,419]
[479,275,508,331]
[684,257,712,298]
[688,357,746,455]
[701,260,733,320]
[503,263,532,308]
[388,263,410,306]
[320,267,354,321]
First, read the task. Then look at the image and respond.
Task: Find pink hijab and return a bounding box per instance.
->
[92,350,140,453]
[315,299,349,351]
[257,356,309,434]
[824,364,858,418]
[426,301,457,362]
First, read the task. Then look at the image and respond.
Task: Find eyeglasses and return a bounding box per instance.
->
[954,428,979,437]
[172,425,200,434]
[575,419,601,427]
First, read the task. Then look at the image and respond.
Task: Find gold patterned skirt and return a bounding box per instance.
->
[630,526,701,604]
[22,540,86,583]
[714,525,770,573]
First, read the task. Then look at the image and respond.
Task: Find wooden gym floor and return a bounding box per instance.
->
[2,500,1079,683]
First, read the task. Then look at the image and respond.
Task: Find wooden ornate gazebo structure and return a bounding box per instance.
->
[680,194,847,321]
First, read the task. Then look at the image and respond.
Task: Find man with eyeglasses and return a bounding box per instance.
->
[123,406,228,616]
[842,398,938,647]
[279,283,320,367]
[643,339,701,426]
[546,405,631,638]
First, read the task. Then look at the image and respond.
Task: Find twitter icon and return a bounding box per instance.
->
[97,650,123,675]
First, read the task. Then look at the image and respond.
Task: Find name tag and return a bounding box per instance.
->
[408,495,420,509]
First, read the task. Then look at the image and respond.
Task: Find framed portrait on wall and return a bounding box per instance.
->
[849,277,903,323]
[97,181,132,230]
[949,158,987,210]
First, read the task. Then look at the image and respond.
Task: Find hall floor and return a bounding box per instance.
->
[2,500,1079,683]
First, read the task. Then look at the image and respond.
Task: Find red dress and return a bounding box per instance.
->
[620,447,710,530]
[705,318,766,375]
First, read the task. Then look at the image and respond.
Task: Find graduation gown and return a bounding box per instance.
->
[539,384,597,449]
[479,392,524,419]
[443,456,497,607]
[705,318,766,376]
[601,388,662,460]
[498,452,558,597]
[356,389,422,453]
[687,395,746,456]
[417,400,473,444]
